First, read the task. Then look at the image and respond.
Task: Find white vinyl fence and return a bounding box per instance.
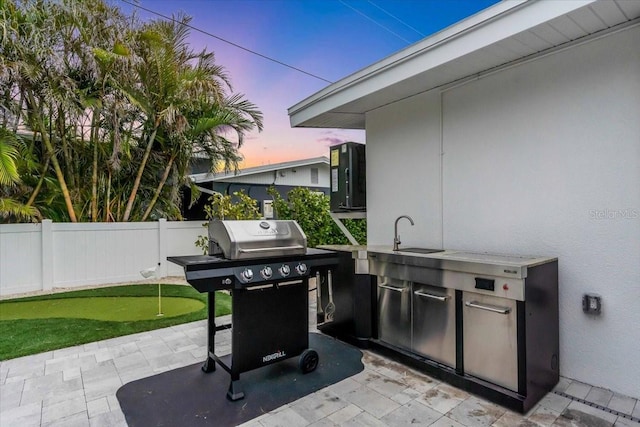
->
[0,219,205,297]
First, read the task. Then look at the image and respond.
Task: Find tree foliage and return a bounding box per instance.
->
[194,190,262,253]
[268,187,366,247]
[194,188,367,254]
[0,129,39,221]
[0,0,263,223]
[203,190,261,221]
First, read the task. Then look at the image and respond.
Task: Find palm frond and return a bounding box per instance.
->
[0,132,20,185]
[0,197,39,222]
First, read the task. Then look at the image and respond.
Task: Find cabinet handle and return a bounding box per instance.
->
[378,283,407,293]
[465,301,511,314]
[414,291,449,302]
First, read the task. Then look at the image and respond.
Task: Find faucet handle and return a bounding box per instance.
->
[393,235,401,251]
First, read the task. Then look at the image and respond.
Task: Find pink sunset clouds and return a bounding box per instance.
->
[122,0,498,167]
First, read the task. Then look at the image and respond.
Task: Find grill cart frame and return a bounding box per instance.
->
[168,249,338,401]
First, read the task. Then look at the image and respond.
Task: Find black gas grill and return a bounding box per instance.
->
[168,220,338,401]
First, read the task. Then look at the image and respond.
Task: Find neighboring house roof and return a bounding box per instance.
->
[288,0,640,129]
[189,156,329,184]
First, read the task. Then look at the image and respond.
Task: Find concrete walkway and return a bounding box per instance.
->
[1,305,639,427]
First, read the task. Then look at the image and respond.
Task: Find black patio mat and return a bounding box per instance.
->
[117,333,364,427]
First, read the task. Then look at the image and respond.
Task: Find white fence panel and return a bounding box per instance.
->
[0,219,203,297]
[0,223,43,295]
[165,221,204,277]
[52,222,160,288]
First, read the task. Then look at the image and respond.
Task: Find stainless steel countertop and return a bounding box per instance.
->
[326,245,557,279]
[367,245,556,267]
[318,245,369,259]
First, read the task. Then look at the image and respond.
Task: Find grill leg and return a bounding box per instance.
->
[202,292,216,373]
[226,375,244,401]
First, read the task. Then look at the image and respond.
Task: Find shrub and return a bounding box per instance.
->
[195,190,261,253]
[267,187,366,247]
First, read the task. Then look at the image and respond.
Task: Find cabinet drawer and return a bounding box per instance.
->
[463,292,518,391]
[412,284,456,367]
[377,277,411,350]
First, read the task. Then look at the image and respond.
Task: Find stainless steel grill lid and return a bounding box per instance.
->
[209,220,307,259]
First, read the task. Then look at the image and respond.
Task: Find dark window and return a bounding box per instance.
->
[311,168,319,184]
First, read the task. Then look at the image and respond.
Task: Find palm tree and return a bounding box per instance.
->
[0,130,39,222]
[61,0,132,222]
[140,94,264,221]
[121,15,262,221]
[1,0,80,221]
[1,0,263,223]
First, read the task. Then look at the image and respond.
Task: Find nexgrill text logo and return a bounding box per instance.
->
[263,350,286,363]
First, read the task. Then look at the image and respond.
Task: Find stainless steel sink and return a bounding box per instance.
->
[396,248,444,254]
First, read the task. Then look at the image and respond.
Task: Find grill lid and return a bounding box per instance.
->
[209,220,307,260]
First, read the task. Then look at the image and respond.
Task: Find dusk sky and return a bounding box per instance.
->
[119,0,499,167]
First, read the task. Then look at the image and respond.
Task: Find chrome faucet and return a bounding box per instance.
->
[393,215,414,251]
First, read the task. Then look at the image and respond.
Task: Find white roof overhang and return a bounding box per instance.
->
[189,156,329,184]
[288,0,640,129]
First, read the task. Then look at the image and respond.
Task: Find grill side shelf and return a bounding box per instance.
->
[167,255,234,292]
[167,250,340,293]
[186,268,236,292]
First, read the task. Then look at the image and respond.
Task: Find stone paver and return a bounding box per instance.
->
[609,393,638,416]
[564,380,592,400]
[40,396,86,425]
[587,387,614,407]
[538,392,573,414]
[380,399,442,426]
[447,397,506,426]
[0,401,42,427]
[559,400,618,425]
[1,298,638,427]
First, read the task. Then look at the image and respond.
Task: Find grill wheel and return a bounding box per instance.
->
[299,349,319,374]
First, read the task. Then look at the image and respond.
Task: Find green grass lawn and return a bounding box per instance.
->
[0,284,231,360]
[1,297,205,321]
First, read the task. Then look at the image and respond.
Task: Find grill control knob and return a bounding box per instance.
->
[241,268,253,282]
[295,263,308,275]
[279,264,291,277]
[261,266,273,279]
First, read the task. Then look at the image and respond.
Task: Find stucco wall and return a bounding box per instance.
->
[366,90,443,249]
[365,25,640,398]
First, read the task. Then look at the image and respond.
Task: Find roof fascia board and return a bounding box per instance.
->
[289,0,597,128]
[438,18,640,94]
[288,0,524,115]
[190,156,329,183]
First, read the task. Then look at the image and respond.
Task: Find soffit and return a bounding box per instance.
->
[289,0,640,129]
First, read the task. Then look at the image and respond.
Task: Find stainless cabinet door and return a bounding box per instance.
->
[463,292,518,391]
[412,284,456,367]
[377,277,411,350]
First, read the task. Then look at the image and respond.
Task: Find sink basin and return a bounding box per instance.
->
[396,248,444,254]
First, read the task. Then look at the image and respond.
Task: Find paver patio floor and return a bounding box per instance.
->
[1,295,638,427]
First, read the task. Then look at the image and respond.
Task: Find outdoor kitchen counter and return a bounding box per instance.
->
[320,245,556,264]
[318,245,368,274]
[364,245,557,279]
[317,245,557,279]
[365,244,560,413]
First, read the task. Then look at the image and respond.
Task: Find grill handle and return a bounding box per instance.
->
[238,245,305,254]
[414,291,449,302]
[465,301,511,314]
